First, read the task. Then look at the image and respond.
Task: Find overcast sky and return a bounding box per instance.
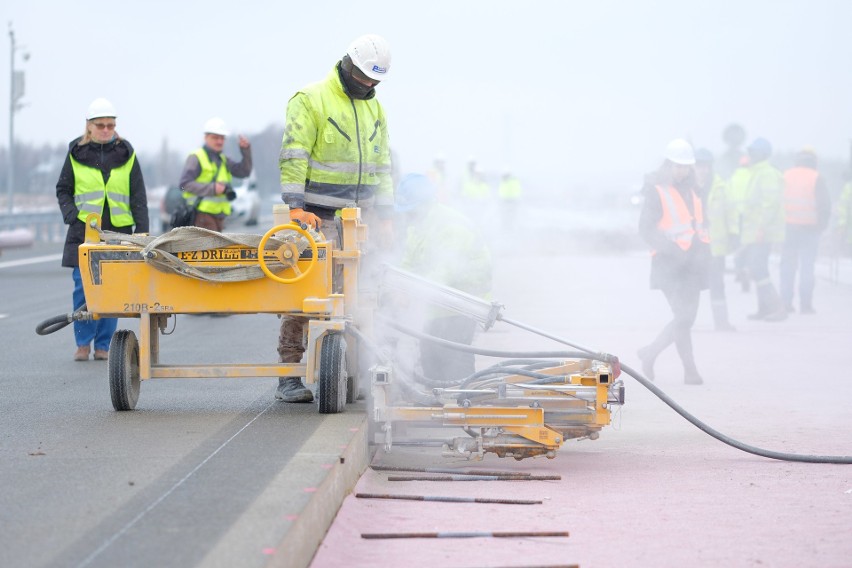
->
[2,0,851,191]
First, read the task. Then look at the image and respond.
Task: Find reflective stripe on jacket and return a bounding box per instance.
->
[184,148,233,216]
[279,67,392,213]
[783,166,819,225]
[655,184,709,251]
[70,154,135,226]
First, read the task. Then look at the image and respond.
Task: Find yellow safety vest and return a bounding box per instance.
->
[498,177,522,201]
[279,67,392,211]
[70,154,135,226]
[184,148,233,216]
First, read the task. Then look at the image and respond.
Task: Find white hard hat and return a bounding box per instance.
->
[664,138,696,165]
[86,98,117,120]
[203,117,230,136]
[347,34,391,81]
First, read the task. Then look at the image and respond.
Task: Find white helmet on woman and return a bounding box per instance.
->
[664,138,696,165]
[347,34,391,81]
[86,98,117,120]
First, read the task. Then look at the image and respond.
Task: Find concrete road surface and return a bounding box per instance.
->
[311,245,852,568]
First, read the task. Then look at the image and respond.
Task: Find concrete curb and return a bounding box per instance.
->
[266,417,370,568]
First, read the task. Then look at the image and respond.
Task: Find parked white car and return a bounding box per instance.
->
[230,175,261,226]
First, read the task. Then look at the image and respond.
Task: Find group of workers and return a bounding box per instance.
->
[426,155,524,230]
[638,134,848,385]
[53,35,852,400]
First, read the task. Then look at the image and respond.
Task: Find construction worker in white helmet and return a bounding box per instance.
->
[55,98,149,361]
[177,117,252,232]
[276,34,393,403]
[637,139,710,385]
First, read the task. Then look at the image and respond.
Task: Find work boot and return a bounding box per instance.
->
[275,377,314,403]
[711,303,736,332]
[684,369,704,385]
[763,308,788,322]
[93,349,109,361]
[74,345,90,361]
[637,347,655,382]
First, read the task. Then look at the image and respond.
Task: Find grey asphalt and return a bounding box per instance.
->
[0,242,366,568]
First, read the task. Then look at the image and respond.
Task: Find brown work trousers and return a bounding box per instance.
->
[194,212,226,233]
[277,210,342,364]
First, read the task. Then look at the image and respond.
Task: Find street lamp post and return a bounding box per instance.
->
[7,23,26,214]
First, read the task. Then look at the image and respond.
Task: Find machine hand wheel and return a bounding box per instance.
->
[109,330,140,411]
[318,332,348,414]
[257,223,319,284]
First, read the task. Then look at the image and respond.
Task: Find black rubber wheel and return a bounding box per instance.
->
[345,372,359,404]
[109,330,140,411]
[318,333,347,414]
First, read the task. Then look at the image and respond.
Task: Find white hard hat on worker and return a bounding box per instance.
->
[664,139,696,165]
[86,97,117,120]
[203,117,230,136]
[347,34,391,81]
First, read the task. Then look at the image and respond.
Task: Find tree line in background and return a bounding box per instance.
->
[1,126,850,208]
[0,124,286,202]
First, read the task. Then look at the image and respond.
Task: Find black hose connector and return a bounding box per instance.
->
[35,314,73,336]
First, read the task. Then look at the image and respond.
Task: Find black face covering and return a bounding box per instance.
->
[338,55,376,100]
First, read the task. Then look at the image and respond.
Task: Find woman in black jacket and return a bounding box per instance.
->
[55,98,148,361]
[637,139,710,385]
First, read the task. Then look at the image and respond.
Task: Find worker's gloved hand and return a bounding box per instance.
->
[290,208,321,230]
[224,185,237,201]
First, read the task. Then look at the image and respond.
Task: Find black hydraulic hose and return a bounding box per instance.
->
[35,313,73,336]
[620,362,852,464]
[35,303,90,336]
[499,315,597,354]
[378,315,852,464]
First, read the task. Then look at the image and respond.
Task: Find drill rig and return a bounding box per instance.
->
[36,208,624,460]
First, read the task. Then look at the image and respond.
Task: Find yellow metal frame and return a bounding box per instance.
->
[78,208,367,385]
[372,360,621,459]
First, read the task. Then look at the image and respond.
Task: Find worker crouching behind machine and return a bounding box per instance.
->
[389,173,492,381]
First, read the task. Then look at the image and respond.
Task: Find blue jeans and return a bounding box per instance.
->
[72,266,117,351]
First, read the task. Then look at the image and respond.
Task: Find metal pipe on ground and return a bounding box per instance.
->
[355,493,542,505]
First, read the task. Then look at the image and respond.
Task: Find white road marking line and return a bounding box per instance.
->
[0,253,63,269]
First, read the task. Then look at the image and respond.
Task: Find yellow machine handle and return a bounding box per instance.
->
[257,223,319,284]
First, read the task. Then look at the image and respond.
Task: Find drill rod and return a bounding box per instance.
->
[355,493,542,505]
[387,475,561,482]
[361,530,570,539]
[371,465,533,477]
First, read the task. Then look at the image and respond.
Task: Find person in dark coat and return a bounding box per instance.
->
[55,98,148,361]
[637,139,710,385]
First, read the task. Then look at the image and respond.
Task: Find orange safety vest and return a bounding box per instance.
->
[655,185,709,251]
[783,167,819,225]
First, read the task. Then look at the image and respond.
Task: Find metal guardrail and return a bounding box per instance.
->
[0,211,65,243]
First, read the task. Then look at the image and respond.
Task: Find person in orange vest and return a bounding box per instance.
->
[779,148,831,314]
[637,139,710,385]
